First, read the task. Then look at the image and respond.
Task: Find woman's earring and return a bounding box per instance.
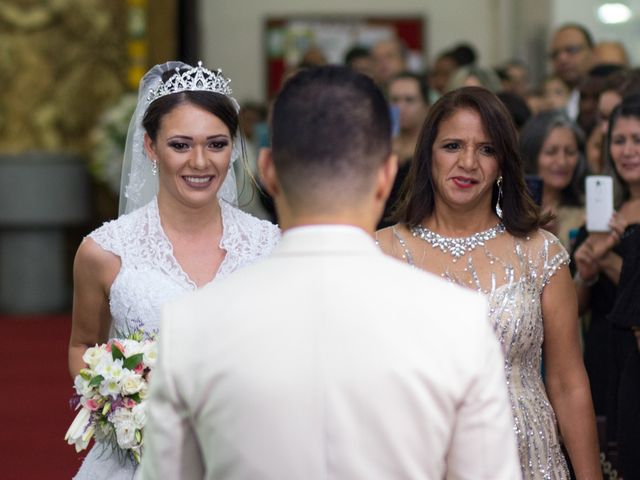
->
[495,176,503,219]
[151,159,158,176]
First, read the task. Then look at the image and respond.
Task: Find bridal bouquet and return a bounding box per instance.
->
[65,332,157,463]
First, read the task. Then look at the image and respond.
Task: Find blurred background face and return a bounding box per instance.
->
[505,64,530,98]
[543,77,570,110]
[537,126,578,192]
[349,55,374,78]
[550,27,592,88]
[610,116,640,186]
[593,41,629,68]
[371,39,406,85]
[463,74,482,88]
[389,78,428,131]
[598,90,622,135]
[578,75,607,135]
[429,56,457,94]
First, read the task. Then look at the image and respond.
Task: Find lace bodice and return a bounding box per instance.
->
[74,198,279,480]
[88,197,280,337]
[379,226,571,480]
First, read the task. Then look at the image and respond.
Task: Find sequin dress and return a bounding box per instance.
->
[73,197,280,480]
[378,225,571,480]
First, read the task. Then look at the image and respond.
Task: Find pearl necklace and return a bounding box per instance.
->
[410,223,506,261]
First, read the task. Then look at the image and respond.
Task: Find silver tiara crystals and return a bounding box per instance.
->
[146,61,232,104]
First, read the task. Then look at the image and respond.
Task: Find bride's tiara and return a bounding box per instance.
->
[146,61,233,104]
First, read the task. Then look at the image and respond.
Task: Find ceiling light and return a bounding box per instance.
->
[597,3,632,24]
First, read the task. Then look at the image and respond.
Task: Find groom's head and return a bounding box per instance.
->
[259,66,397,230]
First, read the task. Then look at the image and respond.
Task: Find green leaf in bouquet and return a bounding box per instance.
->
[79,369,92,381]
[89,375,104,387]
[124,353,144,371]
[135,429,142,443]
[111,344,125,361]
[129,393,141,404]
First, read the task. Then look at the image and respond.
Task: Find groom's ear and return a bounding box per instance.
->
[376,153,399,203]
[258,148,280,198]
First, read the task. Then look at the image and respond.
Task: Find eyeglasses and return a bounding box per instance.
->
[549,44,586,60]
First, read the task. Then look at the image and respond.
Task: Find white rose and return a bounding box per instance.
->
[114,419,137,449]
[82,346,106,369]
[131,402,147,429]
[137,382,149,400]
[142,341,157,368]
[120,372,143,395]
[74,375,92,397]
[110,407,132,423]
[121,339,143,357]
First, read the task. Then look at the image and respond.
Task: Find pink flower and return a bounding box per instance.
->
[123,398,137,409]
[112,340,125,354]
[133,364,144,374]
[85,398,100,411]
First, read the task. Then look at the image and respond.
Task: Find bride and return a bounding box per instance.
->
[68,61,280,479]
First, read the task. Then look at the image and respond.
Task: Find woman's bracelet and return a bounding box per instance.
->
[573,271,599,287]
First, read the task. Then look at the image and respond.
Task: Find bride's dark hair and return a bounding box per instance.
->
[142,68,238,141]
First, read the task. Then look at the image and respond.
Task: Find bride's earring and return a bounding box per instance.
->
[151,159,158,176]
[495,176,503,219]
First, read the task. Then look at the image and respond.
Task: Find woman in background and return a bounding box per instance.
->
[520,110,586,249]
[573,95,640,443]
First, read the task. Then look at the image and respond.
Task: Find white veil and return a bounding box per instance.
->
[118,61,240,216]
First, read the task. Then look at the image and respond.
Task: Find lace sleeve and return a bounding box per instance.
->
[539,229,570,289]
[217,203,281,278]
[87,218,123,259]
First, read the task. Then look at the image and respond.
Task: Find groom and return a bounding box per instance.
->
[140,66,520,479]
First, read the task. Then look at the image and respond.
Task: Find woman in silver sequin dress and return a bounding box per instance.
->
[377,87,601,479]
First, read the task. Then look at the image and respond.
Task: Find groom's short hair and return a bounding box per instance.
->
[271,66,392,205]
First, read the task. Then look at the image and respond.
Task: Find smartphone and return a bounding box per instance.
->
[525,175,544,206]
[389,105,400,137]
[586,175,614,232]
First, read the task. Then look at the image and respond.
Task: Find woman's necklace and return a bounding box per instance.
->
[410,222,505,261]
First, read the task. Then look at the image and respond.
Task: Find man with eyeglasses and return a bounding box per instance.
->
[549,23,594,121]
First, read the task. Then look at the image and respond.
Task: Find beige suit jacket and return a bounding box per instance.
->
[139,225,521,480]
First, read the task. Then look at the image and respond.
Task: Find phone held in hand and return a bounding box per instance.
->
[586,175,614,232]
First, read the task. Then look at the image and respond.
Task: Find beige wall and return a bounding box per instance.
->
[200,0,640,102]
[200,0,500,102]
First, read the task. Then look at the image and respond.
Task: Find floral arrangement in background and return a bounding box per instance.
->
[65,331,157,463]
[90,93,138,195]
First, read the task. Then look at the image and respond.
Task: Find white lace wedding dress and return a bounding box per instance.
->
[73,197,280,480]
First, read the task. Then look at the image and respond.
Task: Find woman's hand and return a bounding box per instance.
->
[574,239,601,285]
[607,211,628,244]
[575,212,626,283]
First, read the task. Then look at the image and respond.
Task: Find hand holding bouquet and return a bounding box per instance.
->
[65,332,157,463]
